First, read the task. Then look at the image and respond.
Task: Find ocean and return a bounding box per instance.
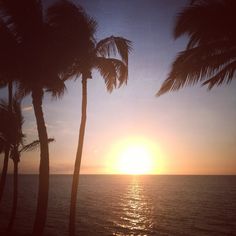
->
[0,175,236,236]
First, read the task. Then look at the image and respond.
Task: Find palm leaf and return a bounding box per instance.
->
[46,0,96,75]
[0,18,18,79]
[174,0,236,49]
[0,136,5,153]
[20,138,54,153]
[157,45,236,96]
[0,80,7,89]
[202,60,236,89]
[45,76,67,99]
[94,57,128,92]
[0,97,25,146]
[95,36,132,65]
[0,98,8,111]
[0,0,43,42]
[15,82,31,100]
[158,0,236,96]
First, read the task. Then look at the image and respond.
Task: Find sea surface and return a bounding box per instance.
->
[0,175,236,236]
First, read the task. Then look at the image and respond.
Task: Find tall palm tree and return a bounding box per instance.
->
[0,17,14,201]
[0,0,93,234]
[0,3,15,197]
[157,0,236,96]
[68,34,132,236]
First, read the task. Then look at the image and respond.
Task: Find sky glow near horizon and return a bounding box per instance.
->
[1,0,236,175]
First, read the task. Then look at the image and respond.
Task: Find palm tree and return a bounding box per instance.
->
[0,81,13,205]
[0,3,16,200]
[0,98,54,231]
[157,0,236,96]
[68,34,132,236]
[0,98,24,231]
[0,1,93,234]
[8,139,54,232]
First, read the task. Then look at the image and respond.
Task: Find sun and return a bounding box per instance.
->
[106,136,165,175]
[117,145,153,175]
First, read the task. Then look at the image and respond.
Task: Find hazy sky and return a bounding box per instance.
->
[1,0,236,174]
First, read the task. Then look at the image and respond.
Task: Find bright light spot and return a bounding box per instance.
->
[117,145,153,174]
[105,136,165,175]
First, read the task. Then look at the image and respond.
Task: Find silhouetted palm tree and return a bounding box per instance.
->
[8,139,54,232]
[0,0,92,234]
[68,34,132,236]
[157,0,236,96]
[0,98,54,231]
[0,81,13,205]
[0,98,24,231]
[0,16,14,200]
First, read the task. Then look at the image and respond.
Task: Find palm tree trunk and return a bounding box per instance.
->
[0,82,13,205]
[7,160,18,231]
[32,89,49,236]
[0,146,10,204]
[69,76,87,236]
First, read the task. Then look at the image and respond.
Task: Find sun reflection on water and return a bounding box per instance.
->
[113,176,153,236]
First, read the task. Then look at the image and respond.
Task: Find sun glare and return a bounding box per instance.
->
[117,145,153,174]
[106,136,164,175]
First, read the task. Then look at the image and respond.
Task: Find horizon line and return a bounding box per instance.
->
[7,173,236,176]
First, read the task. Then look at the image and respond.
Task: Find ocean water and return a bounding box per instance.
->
[0,175,236,236]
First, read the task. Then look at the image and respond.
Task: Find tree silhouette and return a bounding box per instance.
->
[0,82,12,205]
[0,0,92,234]
[0,98,24,231]
[68,33,132,236]
[0,98,54,231]
[7,137,54,232]
[157,0,236,96]
[0,18,14,201]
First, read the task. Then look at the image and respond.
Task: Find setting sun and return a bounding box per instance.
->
[117,145,153,174]
[106,137,164,175]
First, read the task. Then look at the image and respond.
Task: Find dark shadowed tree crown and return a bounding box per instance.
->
[157,0,236,96]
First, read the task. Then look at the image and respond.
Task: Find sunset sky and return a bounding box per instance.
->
[1,0,236,175]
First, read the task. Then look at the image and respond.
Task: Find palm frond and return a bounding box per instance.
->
[60,64,82,81]
[46,0,96,75]
[174,0,236,49]
[12,95,24,128]
[15,82,31,100]
[0,0,43,42]
[0,79,7,89]
[0,136,5,153]
[157,45,236,96]
[20,138,54,153]
[202,60,236,89]
[95,36,132,65]
[0,98,8,111]
[45,77,67,99]
[0,97,24,145]
[0,18,18,79]
[94,57,128,92]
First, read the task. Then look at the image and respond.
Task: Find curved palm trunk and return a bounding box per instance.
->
[0,82,13,205]
[7,159,18,231]
[69,76,87,236]
[32,89,49,236]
